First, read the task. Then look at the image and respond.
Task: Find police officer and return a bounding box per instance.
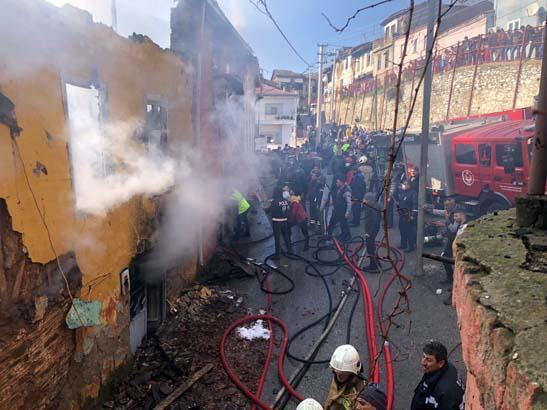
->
[324,345,366,410]
[396,181,417,252]
[411,341,464,410]
[269,186,291,259]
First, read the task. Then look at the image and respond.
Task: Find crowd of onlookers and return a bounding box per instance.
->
[340,25,545,96]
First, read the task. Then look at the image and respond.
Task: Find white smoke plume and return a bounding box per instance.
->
[69,120,176,216]
[153,85,260,268]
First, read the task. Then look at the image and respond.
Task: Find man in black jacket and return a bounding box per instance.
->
[411,341,464,410]
[396,181,418,252]
[362,192,381,272]
[350,166,366,227]
[326,176,352,243]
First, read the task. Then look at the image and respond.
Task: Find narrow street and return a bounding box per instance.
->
[1,0,545,409]
[211,176,464,409]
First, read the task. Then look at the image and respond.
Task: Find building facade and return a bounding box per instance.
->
[256,82,298,149]
[494,0,546,30]
[270,69,317,113]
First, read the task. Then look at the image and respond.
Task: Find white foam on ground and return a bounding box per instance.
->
[236,320,271,341]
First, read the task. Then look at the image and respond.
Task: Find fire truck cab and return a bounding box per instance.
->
[404,116,535,216]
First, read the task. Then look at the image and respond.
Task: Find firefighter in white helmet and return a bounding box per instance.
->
[324,345,367,410]
[296,398,324,410]
[357,155,374,194]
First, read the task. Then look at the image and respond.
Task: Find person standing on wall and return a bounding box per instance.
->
[269,186,292,259]
[411,341,464,410]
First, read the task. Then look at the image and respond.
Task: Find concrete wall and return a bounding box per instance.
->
[329,58,541,128]
[0,0,196,407]
[452,210,546,410]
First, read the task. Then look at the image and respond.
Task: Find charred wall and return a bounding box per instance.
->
[0,199,82,409]
[0,0,196,407]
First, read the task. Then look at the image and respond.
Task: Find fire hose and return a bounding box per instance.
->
[220,232,405,409]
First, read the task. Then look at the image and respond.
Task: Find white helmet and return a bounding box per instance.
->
[358,155,368,165]
[330,344,361,375]
[296,398,323,410]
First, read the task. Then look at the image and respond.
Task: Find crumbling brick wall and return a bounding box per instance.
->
[0,199,82,409]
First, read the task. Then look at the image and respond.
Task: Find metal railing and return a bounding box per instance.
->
[330,26,545,125]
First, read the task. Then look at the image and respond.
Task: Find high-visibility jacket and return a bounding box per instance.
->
[232,190,250,215]
[341,143,350,152]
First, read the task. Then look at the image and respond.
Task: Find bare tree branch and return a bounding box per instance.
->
[322,0,394,32]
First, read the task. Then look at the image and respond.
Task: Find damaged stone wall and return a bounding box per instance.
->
[0,0,197,407]
[0,199,82,409]
[452,209,546,410]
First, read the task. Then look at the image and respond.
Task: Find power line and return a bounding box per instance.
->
[248,0,312,68]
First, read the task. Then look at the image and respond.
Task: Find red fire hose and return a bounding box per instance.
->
[333,239,380,383]
[220,314,304,410]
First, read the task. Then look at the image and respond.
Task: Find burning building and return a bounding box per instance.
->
[0,0,259,407]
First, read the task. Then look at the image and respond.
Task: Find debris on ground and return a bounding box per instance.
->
[103,285,268,409]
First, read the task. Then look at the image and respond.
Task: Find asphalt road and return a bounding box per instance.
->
[217,204,465,410]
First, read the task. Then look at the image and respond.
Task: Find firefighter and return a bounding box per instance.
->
[396,181,417,252]
[231,189,251,239]
[324,345,366,410]
[297,398,324,410]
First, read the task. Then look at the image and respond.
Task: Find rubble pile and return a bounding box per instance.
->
[103,286,269,409]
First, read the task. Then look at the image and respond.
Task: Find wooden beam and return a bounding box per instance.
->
[153,363,214,410]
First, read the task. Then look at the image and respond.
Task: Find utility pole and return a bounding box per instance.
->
[316,44,326,146]
[330,53,337,124]
[307,66,312,114]
[528,25,547,195]
[416,0,436,276]
[111,0,118,31]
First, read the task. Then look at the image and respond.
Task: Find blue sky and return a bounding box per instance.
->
[230,0,409,75]
[46,0,410,75]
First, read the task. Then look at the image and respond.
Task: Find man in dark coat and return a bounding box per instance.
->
[327,175,352,243]
[363,192,382,272]
[350,166,366,227]
[411,341,464,410]
[396,181,418,252]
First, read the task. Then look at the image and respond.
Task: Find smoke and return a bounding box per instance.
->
[65,81,175,216]
[152,85,260,268]
[69,119,176,216]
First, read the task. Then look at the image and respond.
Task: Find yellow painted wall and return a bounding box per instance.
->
[0,1,194,335]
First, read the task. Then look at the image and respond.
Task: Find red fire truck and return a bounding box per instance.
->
[403,112,535,216]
